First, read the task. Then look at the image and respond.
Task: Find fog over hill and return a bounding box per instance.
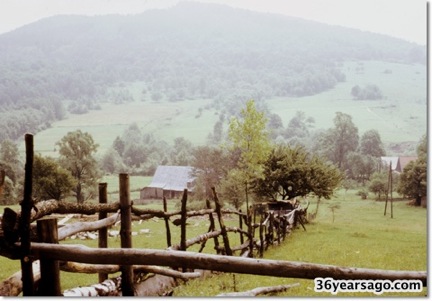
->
[0,2,426,142]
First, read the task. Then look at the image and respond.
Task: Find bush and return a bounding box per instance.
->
[356,188,368,200]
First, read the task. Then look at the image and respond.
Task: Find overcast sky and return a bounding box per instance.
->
[0,0,427,45]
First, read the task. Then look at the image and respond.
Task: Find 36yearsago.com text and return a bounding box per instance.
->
[314,277,423,295]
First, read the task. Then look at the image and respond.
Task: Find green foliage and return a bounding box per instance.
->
[57,130,102,203]
[351,84,383,100]
[397,135,427,206]
[254,145,342,201]
[368,172,388,200]
[358,129,385,157]
[219,169,246,209]
[345,152,378,183]
[0,140,21,204]
[317,112,359,169]
[190,146,231,200]
[356,188,369,200]
[226,100,272,206]
[33,154,77,201]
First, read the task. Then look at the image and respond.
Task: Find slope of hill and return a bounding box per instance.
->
[0,2,426,145]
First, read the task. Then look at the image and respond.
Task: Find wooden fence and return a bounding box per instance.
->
[0,134,427,296]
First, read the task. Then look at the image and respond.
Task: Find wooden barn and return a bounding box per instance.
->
[140,166,195,199]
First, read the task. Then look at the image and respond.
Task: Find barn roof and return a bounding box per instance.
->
[397,156,418,172]
[147,165,194,191]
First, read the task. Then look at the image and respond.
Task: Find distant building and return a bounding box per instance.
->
[380,156,418,173]
[140,165,195,199]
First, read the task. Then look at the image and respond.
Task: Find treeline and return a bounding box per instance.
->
[0,2,426,140]
[0,101,426,210]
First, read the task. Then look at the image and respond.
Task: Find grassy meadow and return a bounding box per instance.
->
[19,60,426,158]
[0,189,427,296]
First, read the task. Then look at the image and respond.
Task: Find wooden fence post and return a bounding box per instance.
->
[267,213,274,249]
[98,182,108,283]
[180,189,188,252]
[163,197,172,247]
[119,173,134,296]
[212,187,232,256]
[247,206,254,258]
[199,198,220,254]
[36,218,61,296]
[20,133,35,296]
[238,209,244,244]
[259,215,264,258]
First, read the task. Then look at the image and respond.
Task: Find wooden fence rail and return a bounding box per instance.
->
[28,242,427,285]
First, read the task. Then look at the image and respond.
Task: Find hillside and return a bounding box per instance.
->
[0,2,426,148]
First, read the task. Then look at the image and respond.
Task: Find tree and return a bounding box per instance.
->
[368,172,388,200]
[170,137,194,166]
[219,168,246,209]
[190,146,230,200]
[319,112,359,169]
[345,152,378,184]
[0,139,21,184]
[226,99,272,208]
[359,130,385,157]
[253,145,342,202]
[57,130,102,203]
[33,155,76,201]
[397,135,427,206]
[284,111,315,140]
[0,140,21,204]
[100,148,126,174]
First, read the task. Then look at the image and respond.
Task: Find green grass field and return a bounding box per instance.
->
[0,189,427,296]
[18,60,425,157]
[173,191,427,297]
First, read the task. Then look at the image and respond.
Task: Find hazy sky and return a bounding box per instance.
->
[0,0,427,45]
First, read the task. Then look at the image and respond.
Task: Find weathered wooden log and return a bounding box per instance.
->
[134,274,177,296]
[29,200,120,222]
[217,283,300,296]
[58,212,119,240]
[169,227,248,252]
[28,243,427,286]
[60,262,201,280]
[130,207,245,220]
[63,276,122,296]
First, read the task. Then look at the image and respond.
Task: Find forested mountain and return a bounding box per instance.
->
[0,2,426,141]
